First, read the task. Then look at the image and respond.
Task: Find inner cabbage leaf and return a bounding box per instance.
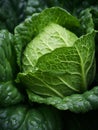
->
[22,23,78,72]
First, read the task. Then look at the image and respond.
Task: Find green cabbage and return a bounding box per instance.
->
[15,7,97,112]
[1,2,98,130]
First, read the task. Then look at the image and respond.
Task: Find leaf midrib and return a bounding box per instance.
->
[75,46,87,90]
[58,76,80,92]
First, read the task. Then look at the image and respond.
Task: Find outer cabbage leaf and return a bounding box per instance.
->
[78,6,98,87]
[25,0,48,17]
[0,81,23,107]
[25,0,98,18]
[0,30,16,82]
[0,105,62,130]
[15,7,80,68]
[36,31,95,92]
[0,30,23,106]
[0,0,27,33]
[79,8,94,35]
[27,86,98,113]
[91,6,98,30]
[60,0,98,15]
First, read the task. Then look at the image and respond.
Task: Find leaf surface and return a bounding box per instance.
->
[27,86,98,113]
[0,81,23,107]
[0,30,17,82]
[0,105,62,130]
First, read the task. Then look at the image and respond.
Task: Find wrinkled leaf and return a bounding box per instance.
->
[79,8,94,34]
[0,0,27,33]
[27,86,98,113]
[0,105,62,130]
[22,23,78,72]
[0,81,23,107]
[25,0,47,17]
[0,30,17,82]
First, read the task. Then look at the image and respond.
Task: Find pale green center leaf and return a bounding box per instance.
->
[22,23,78,72]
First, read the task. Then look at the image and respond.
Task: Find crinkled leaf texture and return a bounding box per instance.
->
[0,105,62,130]
[27,86,98,113]
[0,30,16,81]
[0,81,23,107]
[0,0,26,33]
[22,23,78,72]
[25,0,48,17]
[79,8,94,34]
[0,30,23,106]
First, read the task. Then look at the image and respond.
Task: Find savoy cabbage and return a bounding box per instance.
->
[15,7,97,112]
[0,1,98,130]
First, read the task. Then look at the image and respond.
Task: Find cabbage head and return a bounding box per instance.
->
[15,7,96,112]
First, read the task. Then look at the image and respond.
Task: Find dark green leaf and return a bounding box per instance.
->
[27,86,98,113]
[79,8,94,35]
[0,0,27,33]
[0,105,62,130]
[25,0,47,17]
[0,30,17,82]
[0,81,23,107]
